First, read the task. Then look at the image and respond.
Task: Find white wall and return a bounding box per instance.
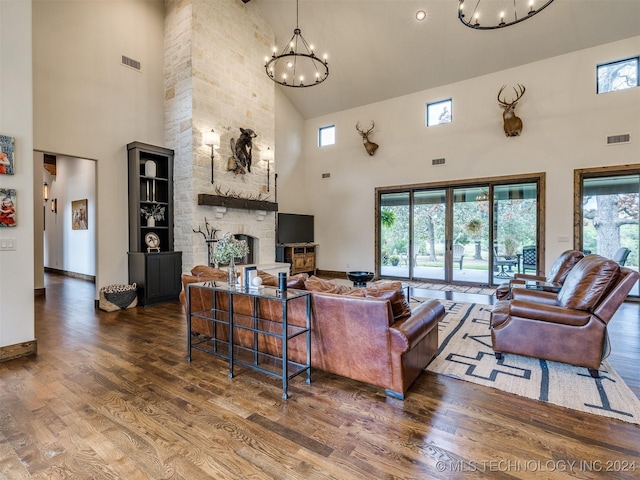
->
[33,0,165,296]
[283,36,640,274]
[0,1,35,347]
[275,89,309,213]
[43,155,96,276]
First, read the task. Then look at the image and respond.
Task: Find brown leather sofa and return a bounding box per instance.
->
[180,267,444,399]
[491,254,639,377]
[495,249,585,300]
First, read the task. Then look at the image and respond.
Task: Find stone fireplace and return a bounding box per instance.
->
[164,0,284,273]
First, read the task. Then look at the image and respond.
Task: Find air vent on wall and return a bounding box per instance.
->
[432,158,445,166]
[607,134,630,145]
[322,173,331,178]
[121,55,141,71]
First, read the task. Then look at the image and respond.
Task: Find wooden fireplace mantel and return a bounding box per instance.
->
[197,194,278,212]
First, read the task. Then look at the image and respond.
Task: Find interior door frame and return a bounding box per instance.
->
[375,172,546,285]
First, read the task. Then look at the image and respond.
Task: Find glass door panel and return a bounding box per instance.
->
[452,186,489,283]
[492,183,538,284]
[582,175,639,297]
[380,192,411,278]
[413,190,446,281]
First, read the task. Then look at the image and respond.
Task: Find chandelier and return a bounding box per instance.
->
[458,0,555,30]
[265,0,329,88]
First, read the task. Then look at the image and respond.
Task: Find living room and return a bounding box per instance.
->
[1,1,640,477]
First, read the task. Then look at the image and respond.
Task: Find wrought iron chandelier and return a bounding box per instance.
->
[265,0,329,88]
[458,0,555,30]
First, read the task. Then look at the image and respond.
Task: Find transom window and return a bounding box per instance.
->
[318,125,336,147]
[597,56,638,94]
[426,99,452,126]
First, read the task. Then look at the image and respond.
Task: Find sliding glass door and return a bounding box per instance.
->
[579,172,639,297]
[377,176,541,286]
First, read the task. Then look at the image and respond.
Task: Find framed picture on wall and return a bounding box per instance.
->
[0,188,17,227]
[72,199,88,230]
[0,135,15,175]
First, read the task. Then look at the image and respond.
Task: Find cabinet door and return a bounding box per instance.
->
[146,253,182,299]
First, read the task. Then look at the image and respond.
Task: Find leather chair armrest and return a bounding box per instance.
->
[511,288,558,304]
[510,300,593,327]
[390,299,444,352]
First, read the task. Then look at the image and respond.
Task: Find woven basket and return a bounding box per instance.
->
[99,283,138,312]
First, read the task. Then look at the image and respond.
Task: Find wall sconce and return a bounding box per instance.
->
[263,147,273,192]
[43,182,49,202]
[51,198,57,214]
[203,129,221,184]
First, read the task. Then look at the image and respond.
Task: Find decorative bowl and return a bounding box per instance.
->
[347,271,375,287]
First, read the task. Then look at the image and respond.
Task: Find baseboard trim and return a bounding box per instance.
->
[34,287,46,297]
[0,340,37,363]
[315,269,346,279]
[45,267,95,283]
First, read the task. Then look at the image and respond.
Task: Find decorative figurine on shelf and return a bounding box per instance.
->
[140,204,165,227]
[227,127,257,175]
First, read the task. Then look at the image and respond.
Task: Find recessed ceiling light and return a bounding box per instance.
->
[416,10,427,21]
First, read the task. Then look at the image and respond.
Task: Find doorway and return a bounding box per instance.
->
[376,174,543,286]
[576,166,640,298]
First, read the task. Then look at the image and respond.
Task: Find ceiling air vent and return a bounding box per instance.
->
[121,55,141,71]
[607,134,630,145]
[432,158,445,166]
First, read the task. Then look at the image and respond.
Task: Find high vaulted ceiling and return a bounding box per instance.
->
[250,0,640,119]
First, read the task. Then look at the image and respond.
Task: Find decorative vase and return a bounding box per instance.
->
[147,216,155,227]
[227,258,237,286]
[145,160,157,178]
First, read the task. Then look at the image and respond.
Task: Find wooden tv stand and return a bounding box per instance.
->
[279,243,317,275]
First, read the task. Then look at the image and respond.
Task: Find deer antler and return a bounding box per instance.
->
[497,84,525,107]
[356,121,375,136]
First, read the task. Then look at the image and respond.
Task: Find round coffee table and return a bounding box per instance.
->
[347,271,374,287]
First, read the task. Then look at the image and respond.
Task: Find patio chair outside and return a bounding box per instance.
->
[453,244,465,270]
[522,245,536,274]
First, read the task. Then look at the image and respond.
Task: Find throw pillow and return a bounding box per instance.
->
[361,284,411,321]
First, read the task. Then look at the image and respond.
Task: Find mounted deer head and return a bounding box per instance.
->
[497,84,525,137]
[356,121,379,156]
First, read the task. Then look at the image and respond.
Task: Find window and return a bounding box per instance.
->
[426,99,452,126]
[597,56,638,94]
[318,125,335,147]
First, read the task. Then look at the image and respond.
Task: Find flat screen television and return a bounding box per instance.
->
[277,213,314,244]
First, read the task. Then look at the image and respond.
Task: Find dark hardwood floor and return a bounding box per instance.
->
[0,274,638,479]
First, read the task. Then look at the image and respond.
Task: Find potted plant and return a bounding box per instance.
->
[465,219,484,260]
[213,232,250,285]
[503,236,519,259]
[140,204,165,227]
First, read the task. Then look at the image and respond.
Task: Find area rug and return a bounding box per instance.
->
[408,281,495,296]
[424,300,640,425]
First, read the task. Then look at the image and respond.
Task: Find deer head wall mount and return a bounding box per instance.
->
[355,121,379,156]
[497,84,525,137]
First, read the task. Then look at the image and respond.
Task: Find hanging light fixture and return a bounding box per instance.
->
[265,0,329,88]
[458,0,555,30]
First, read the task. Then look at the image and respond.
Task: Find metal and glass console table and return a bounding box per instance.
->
[186,281,311,399]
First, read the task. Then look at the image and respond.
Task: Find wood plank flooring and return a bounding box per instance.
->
[0,274,638,479]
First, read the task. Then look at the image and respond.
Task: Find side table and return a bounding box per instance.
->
[186,281,311,399]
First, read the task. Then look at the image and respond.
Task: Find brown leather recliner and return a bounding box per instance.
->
[495,249,585,300]
[490,254,639,377]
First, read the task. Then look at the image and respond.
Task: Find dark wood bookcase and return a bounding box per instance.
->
[127,142,182,306]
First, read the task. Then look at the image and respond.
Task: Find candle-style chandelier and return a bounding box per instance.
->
[265,0,329,88]
[458,0,555,30]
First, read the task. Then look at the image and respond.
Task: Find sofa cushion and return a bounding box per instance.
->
[304,276,357,294]
[190,265,227,281]
[257,271,308,289]
[557,255,620,311]
[361,283,411,322]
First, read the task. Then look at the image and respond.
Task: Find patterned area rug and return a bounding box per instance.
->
[407,281,495,296]
[424,300,640,425]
